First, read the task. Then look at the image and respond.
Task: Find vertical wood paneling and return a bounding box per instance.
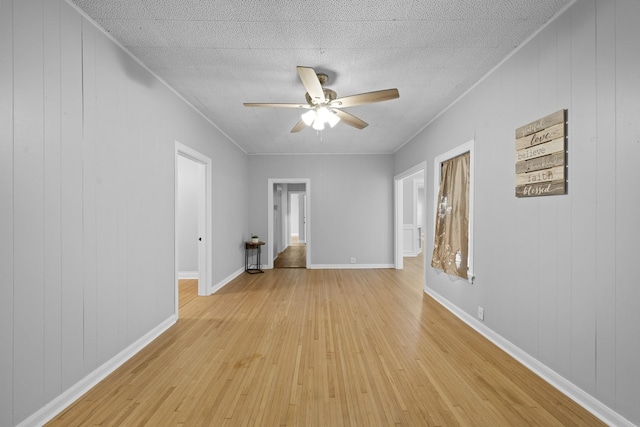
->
[156,90,179,316]
[4,0,250,423]
[43,0,63,403]
[553,8,574,379]
[116,60,129,350]
[81,18,98,374]
[59,1,85,389]
[136,88,154,329]
[94,34,120,363]
[13,0,46,422]
[568,0,598,392]
[153,127,171,321]
[142,89,162,326]
[513,38,540,355]
[0,0,14,424]
[124,80,147,341]
[594,0,617,407]
[488,61,518,341]
[614,0,640,421]
[535,21,560,368]
[153,94,174,318]
[147,131,163,323]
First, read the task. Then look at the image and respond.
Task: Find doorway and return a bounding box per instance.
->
[394,163,426,288]
[274,191,306,268]
[175,142,212,316]
[267,179,311,269]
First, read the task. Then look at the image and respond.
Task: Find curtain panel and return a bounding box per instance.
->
[431,152,470,280]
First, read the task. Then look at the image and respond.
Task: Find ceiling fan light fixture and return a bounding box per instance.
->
[301,110,316,126]
[326,111,340,128]
[316,107,330,121]
[312,118,325,131]
[316,107,340,128]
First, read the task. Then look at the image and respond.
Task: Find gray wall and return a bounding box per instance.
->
[0,1,248,425]
[177,156,199,273]
[403,175,414,224]
[402,171,423,225]
[248,155,394,266]
[395,0,640,424]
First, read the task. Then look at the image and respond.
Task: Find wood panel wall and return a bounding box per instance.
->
[0,1,248,425]
[0,0,15,423]
[395,0,640,424]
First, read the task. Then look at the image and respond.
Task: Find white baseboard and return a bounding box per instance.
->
[208,266,244,295]
[424,287,634,427]
[178,270,198,279]
[309,264,394,269]
[19,315,177,427]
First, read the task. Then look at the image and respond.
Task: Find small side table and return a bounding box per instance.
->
[245,241,266,274]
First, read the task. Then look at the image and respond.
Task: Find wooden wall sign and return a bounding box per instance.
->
[515,109,567,197]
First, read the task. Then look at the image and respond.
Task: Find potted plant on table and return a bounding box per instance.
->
[251,235,260,243]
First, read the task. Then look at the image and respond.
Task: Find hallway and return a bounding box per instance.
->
[274,237,306,268]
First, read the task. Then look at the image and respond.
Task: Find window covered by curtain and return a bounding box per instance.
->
[431,152,470,280]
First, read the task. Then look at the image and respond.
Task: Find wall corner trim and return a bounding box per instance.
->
[18,316,177,427]
[424,287,634,427]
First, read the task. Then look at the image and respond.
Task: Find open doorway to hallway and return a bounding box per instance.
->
[274,191,307,268]
[395,164,426,289]
[268,179,310,269]
[176,155,202,306]
[274,237,306,268]
[175,142,212,316]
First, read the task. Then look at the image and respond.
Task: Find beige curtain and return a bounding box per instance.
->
[431,152,470,280]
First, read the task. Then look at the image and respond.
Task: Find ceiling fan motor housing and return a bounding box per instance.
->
[305,87,336,106]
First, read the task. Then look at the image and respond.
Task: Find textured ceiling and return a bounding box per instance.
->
[70,0,572,154]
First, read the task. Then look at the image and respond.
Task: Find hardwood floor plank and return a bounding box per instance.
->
[47,262,603,426]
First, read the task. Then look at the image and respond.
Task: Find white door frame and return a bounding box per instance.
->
[267,178,311,269]
[175,142,213,315]
[394,162,427,270]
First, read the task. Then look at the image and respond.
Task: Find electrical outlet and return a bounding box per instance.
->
[478,306,484,321]
[350,257,356,264]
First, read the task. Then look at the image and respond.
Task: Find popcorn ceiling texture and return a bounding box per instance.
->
[71,0,571,154]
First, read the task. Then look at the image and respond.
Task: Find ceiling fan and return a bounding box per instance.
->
[243,66,399,133]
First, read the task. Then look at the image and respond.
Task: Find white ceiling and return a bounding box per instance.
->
[70,0,572,154]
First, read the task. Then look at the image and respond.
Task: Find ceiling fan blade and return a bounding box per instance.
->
[243,102,310,109]
[297,66,325,104]
[290,119,307,133]
[333,109,368,130]
[331,88,399,108]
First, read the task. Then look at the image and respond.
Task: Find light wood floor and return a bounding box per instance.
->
[274,240,306,269]
[47,259,603,426]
